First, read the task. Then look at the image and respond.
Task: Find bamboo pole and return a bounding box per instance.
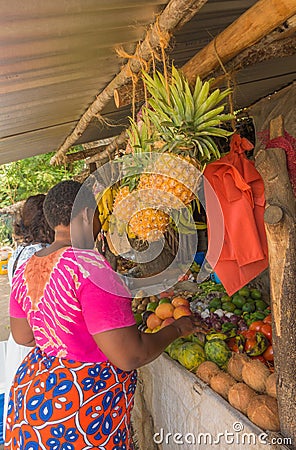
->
[50,0,209,165]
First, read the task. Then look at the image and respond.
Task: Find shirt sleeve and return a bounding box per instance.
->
[10,284,27,318]
[79,277,136,335]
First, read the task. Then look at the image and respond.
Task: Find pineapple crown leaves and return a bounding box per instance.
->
[141,65,235,162]
[120,115,156,191]
[126,116,154,154]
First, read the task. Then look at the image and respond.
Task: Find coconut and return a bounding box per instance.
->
[210,372,237,400]
[265,373,277,399]
[228,382,257,414]
[247,395,280,431]
[196,361,221,384]
[242,359,270,393]
[227,353,249,381]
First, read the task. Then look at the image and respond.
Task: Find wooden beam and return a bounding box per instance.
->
[113,12,296,109]
[182,0,296,83]
[209,34,296,88]
[66,147,103,163]
[85,129,129,165]
[255,115,296,446]
[50,0,209,165]
[114,33,296,108]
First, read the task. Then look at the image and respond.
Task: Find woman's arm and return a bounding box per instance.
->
[10,317,36,347]
[93,316,196,371]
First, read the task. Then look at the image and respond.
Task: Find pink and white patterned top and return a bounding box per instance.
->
[10,247,135,362]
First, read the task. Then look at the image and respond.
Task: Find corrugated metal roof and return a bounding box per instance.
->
[0,0,295,164]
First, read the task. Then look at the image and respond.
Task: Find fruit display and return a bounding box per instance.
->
[132,279,279,431]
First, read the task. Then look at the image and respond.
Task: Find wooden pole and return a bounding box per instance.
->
[50,0,209,165]
[113,10,296,108]
[65,147,103,163]
[182,0,296,83]
[255,115,296,447]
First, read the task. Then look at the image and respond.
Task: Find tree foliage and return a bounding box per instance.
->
[0,150,85,207]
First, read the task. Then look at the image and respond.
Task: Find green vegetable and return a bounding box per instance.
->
[238,287,250,297]
[166,338,186,360]
[204,339,232,369]
[221,295,231,303]
[177,342,206,371]
[250,311,266,322]
[134,313,143,326]
[222,302,236,312]
[242,302,256,313]
[233,309,242,316]
[255,300,268,311]
[209,298,222,310]
[232,294,246,308]
[250,289,262,300]
[146,302,158,312]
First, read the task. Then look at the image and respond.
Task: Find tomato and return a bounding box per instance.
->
[261,324,272,341]
[263,345,274,362]
[227,338,239,353]
[245,337,257,353]
[263,314,272,324]
[249,320,264,332]
[241,330,256,339]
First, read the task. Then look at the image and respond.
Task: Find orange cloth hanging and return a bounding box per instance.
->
[204,133,268,295]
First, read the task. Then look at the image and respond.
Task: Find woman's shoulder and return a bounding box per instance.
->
[61,247,108,272]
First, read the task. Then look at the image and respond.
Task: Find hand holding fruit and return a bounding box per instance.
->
[171,315,204,338]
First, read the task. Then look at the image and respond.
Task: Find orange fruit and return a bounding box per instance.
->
[155,303,175,320]
[146,313,163,330]
[160,317,175,328]
[171,297,190,308]
[173,305,192,320]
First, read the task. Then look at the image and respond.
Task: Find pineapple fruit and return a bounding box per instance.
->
[112,66,234,242]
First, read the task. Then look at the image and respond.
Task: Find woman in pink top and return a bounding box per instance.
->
[5,180,197,449]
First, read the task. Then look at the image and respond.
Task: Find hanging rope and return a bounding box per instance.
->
[213,38,236,132]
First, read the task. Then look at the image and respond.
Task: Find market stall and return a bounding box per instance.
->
[1,0,295,448]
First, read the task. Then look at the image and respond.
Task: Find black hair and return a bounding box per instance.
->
[43,180,97,229]
[14,194,54,244]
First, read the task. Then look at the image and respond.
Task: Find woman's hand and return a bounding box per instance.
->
[93,314,201,372]
[170,315,198,338]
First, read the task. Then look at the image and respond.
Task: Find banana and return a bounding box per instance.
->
[178,207,196,235]
[127,226,136,240]
[101,216,110,232]
[98,198,104,216]
[195,221,207,230]
[101,187,114,216]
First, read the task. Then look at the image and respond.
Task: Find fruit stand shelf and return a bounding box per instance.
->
[132,354,289,450]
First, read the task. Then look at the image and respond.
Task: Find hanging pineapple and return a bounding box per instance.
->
[112,65,234,242]
[137,65,234,207]
[112,118,170,241]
